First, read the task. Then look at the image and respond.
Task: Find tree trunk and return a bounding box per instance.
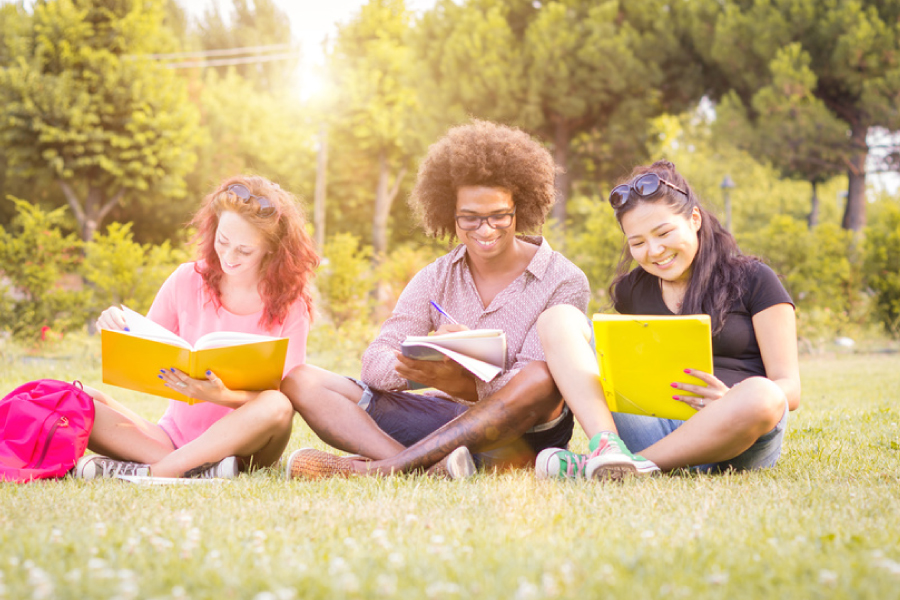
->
[372,150,406,264]
[314,123,328,250]
[550,120,571,229]
[807,180,820,229]
[57,179,123,242]
[842,122,868,231]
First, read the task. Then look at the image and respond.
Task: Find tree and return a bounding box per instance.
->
[327,0,428,261]
[0,0,200,242]
[193,0,298,94]
[714,44,849,228]
[414,0,699,225]
[694,0,900,231]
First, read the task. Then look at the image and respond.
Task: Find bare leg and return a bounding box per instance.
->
[83,386,176,463]
[149,390,294,477]
[362,360,564,475]
[537,304,617,436]
[281,364,406,459]
[637,377,786,471]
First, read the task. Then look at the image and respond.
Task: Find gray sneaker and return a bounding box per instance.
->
[427,447,476,479]
[74,455,150,479]
[184,456,239,479]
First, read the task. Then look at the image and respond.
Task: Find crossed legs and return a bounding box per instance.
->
[84,386,294,477]
[281,361,564,474]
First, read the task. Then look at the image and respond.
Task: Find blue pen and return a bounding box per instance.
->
[429,300,459,324]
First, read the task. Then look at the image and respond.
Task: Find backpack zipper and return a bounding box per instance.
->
[28,416,69,469]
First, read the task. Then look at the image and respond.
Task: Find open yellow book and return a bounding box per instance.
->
[101,307,288,404]
[593,314,713,421]
[401,329,506,386]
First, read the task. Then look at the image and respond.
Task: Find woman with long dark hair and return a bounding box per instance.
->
[535,160,800,479]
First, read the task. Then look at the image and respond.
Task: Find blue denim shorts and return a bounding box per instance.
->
[352,379,574,456]
[612,396,790,472]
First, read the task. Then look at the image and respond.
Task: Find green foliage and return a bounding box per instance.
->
[0,0,200,241]
[864,200,900,337]
[316,232,374,328]
[738,215,865,340]
[82,222,186,316]
[0,197,89,339]
[563,194,625,310]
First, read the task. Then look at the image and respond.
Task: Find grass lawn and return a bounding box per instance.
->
[1,335,899,599]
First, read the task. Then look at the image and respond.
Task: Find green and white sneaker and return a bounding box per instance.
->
[584,432,659,480]
[535,447,591,479]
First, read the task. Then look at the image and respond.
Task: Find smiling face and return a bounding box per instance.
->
[454,186,517,263]
[213,210,269,280]
[620,201,702,286]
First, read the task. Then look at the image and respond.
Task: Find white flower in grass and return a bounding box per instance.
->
[541,573,559,596]
[94,522,107,537]
[514,578,538,600]
[819,570,838,586]
[561,562,577,584]
[149,537,174,552]
[176,512,193,528]
[337,572,359,593]
[706,572,729,585]
[252,593,276,600]
[425,581,461,598]
[87,558,108,572]
[343,537,358,549]
[388,553,405,568]
[171,585,188,600]
[49,528,63,544]
[404,514,418,524]
[272,588,296,600]
[0,582,6,597]
[328,557,349,576]
[876,558,900,575]
[64,569,81,582]
[7,558,18,567]
[375,574,397,596]
[27,566,54,600]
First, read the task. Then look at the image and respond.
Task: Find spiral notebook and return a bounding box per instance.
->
[592,314,713,421]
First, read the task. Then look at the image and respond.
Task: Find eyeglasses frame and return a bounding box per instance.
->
[454,207,518,231]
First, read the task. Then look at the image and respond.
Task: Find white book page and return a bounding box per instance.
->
[120,306,191,349]
[193,331,280,350]
[403,329,504,343]
[402,341,502,382]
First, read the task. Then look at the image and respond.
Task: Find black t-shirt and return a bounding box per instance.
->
[613,262,794,388]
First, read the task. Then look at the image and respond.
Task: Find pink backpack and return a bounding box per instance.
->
[0,379,95,483]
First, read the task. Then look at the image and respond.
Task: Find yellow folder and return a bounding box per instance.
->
[101,330,288,405]
[592,314,713,421]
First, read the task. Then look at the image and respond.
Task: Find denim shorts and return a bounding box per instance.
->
[612,396,790,473]
[352,379,574,456]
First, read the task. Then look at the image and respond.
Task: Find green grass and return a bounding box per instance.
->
[1,334,899,599]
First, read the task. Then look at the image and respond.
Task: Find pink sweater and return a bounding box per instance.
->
[148,262,309,447]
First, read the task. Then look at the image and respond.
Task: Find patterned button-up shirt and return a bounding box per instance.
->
[361,236,590,403]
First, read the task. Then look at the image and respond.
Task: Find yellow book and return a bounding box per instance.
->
[101,307,288,405]
[592,314,713,421]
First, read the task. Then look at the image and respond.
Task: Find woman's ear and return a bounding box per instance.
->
[691,207,702,232]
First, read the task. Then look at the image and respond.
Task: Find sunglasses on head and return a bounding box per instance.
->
[608,173,688,209]
[227,184,275,216]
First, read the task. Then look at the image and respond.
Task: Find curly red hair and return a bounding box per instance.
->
[190,175,319,328]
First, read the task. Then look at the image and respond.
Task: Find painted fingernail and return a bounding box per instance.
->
[124,327,131,332]
[170,368,176,373]
[684,369,691,374]
[158,375,163,379]
[670,383,678,388]
[206,370,211,376]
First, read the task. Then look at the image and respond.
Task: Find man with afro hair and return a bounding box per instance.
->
[283,120,590,478]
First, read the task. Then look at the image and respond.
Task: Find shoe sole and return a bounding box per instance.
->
[445,447,476,479]
[586,459,659,481]
[284,448,308,481]
[534,448,563,479]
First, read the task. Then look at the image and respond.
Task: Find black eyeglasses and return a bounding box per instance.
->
[608,173,688,209]
[455,207,517,231]
[227,184,276,216]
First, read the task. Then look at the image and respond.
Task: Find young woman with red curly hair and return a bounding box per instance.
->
[74,175,319,479]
